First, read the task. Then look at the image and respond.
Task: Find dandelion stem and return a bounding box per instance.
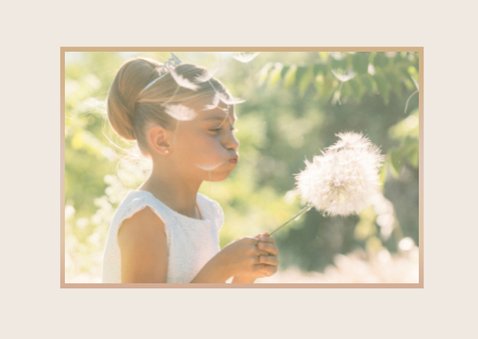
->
[270,204,314,236]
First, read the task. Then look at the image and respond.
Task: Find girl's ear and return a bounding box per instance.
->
[147,126,172,156]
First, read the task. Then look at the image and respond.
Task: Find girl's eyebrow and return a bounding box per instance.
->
[202,116,226,121]
[201,114,236,123]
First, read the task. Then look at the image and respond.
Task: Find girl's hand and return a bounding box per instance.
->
[191,233,279,283]
[231,233,279,283]
[218,236,263,276]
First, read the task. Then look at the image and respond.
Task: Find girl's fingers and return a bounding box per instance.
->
[256,254,278,266]
[254,264,278,277]
[257,242,278,256]
[255,233,273,241]
[258,235,275,245]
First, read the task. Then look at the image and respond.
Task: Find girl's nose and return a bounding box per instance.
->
[224,130,239,151]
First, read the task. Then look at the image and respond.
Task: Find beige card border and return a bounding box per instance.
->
[61,46,423,289]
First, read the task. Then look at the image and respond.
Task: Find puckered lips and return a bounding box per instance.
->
[229,155,239,164]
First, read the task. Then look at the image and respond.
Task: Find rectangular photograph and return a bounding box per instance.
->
[61,47,422,287]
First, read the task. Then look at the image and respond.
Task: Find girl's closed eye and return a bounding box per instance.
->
[208,126,223,134]
[208,124,237,134]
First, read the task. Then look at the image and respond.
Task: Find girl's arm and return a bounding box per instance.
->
[231,276,256,283]
[190,237,259,283]
[117,208,257,283]
[189,254,236,283]
[117,207,168,283]
[117,209,279,284]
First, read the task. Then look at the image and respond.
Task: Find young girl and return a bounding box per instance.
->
[102,55,279,284]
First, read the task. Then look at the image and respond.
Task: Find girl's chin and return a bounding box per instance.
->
[204,167,236,182]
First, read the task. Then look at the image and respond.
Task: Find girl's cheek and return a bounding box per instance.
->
[201,139,229,159]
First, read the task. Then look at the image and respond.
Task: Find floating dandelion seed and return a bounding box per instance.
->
[203,92,245,111]
[232,52,260,63]
[202,92,223,111]
[330,52,346,60]
[163,104,197,121]
[194,69,216,83]
[220,94,245,105]
[195,160,225,171]
[170,68,199,91]
[138,54,183,95]
[331,69,356,82]
[271,132,383,235]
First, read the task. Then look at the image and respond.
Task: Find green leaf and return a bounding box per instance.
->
[313,63,327,75]
[355,206,377,240]
[283,64,297,88]
[352,52,370,74]
[373,52,389,68]
[298,66,314,97]
[294,65,306,87]
[348,77,365,101]
[390,150,402,177]
[257,63,273,86]
[268,63,284,87]
[374,72,391,105]
[407,65,419,84]
[403,138,419,168]
[359,74,377,95]
[379,159,388,186]
[409,143,419,168]
[389,110,419,139]
[366,236,383,254]
[318,72,336,101]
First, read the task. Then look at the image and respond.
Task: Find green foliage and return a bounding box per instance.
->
[64,51,419,282]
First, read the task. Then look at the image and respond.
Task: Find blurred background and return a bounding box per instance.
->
[64,50,420,283]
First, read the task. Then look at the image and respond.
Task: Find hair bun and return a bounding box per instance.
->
[107,58,161,140]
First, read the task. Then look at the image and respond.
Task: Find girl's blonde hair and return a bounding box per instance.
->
[107,57,233,152]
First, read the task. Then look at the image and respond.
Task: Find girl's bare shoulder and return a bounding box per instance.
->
[118,207,166,246]
[117,207,168,283]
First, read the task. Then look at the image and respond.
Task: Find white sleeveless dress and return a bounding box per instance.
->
[102,190,224,283]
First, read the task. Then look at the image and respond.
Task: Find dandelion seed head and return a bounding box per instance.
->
[296,132,383,216]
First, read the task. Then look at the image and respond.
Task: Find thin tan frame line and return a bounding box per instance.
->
[63,283,422,289]
[61,47,423,288]
[61,46,422,52]
[61,50,66,288]
[419,47,424,287]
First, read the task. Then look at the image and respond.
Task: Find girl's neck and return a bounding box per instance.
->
[140,167,202,219]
